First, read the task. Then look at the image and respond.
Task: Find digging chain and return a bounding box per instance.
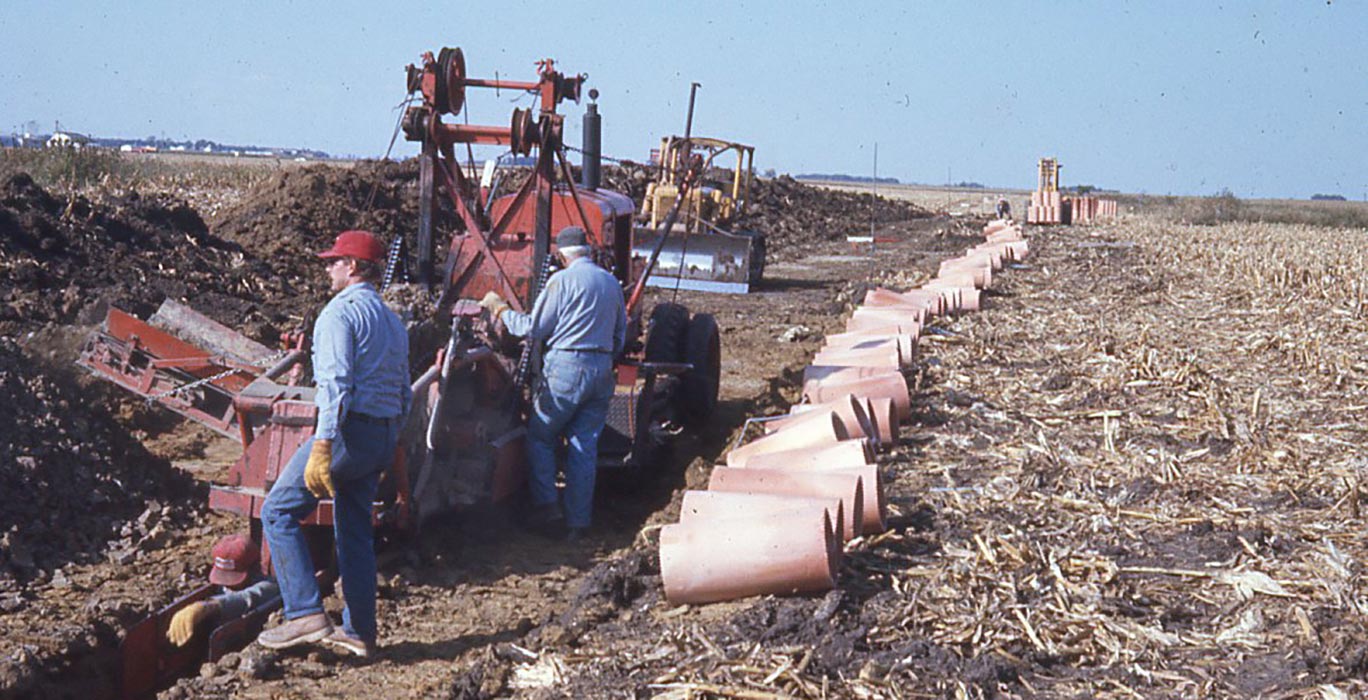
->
[563,144,658,171]
[143,349,293,405]
[513,254,557,390]
[382,234,409,290]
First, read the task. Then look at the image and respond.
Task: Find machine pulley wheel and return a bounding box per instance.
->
[434,47,466,115]
[509,108,539,155]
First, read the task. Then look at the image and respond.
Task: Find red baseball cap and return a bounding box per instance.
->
[317,230,385,264]
[208,534,259,587]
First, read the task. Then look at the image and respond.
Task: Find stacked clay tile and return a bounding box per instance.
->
[1027,189,1065,224]
[659,219,1029,606]
[1064,196,1119,224]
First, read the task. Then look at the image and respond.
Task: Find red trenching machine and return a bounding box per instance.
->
[78,46,720,698]
[398,46,721,481]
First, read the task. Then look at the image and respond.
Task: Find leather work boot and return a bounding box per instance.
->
[322,629,376,658]
[257,612,333,650]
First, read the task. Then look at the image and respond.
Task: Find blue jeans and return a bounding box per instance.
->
[261,415,397,642]
[528,351,615,529]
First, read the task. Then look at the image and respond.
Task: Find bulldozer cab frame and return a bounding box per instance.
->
[645,136,755,234]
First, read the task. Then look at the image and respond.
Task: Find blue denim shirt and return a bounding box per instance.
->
[214,577,280,620]
[503,257,627,355]
[312,282,411,440]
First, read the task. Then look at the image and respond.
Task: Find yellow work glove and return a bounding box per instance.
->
[304,439,335,498]
[166,600,218,646]
[478,290,510,320]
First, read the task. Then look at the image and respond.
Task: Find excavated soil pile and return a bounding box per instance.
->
[209,161,931,288]
[737,175,931,260]
[0,339,198,594]
[210,160,424,289]
[0,173,303,344]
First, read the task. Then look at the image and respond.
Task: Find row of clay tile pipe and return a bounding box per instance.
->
[659,219,1031,605]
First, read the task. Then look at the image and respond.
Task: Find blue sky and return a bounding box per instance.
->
[2,1,1363,199]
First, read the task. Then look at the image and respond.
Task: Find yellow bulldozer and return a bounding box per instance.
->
[633,135,765,293]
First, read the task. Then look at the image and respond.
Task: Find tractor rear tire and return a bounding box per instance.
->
[644,302,689,363]
[678,313,721,427]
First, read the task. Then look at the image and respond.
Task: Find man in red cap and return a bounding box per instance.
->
[258,230,410,657]
[166,534,280,646]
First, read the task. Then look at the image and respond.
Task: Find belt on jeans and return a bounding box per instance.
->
[551,348,613,354]
[348,412,395,425]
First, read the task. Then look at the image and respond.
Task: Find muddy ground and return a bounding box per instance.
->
[3,161,1367,699]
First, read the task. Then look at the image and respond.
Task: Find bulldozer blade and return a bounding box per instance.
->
[632,225,763,294]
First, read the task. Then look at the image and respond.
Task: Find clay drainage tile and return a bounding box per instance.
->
[868,396,900,446]
[725,411,849,467]
[802,364,900,386]
[783,394,875,443]
[938,262,991,289]
[812,345,903,369]
[708,466,866,541]
[680,490,847,546]
[820,332,918,367]
[660,508,839,605]
[863,288,944,317]
[920,281,965,312]
[759,405,851,438]
[849,305,928,329]
[741,439,875,471]
[821,465,885,533]
[803,371,910,423]
[712,466,886,535]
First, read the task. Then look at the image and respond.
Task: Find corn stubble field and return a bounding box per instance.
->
[3,149,1368,698]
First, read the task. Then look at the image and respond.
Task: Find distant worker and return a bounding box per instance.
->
[258,230,410,658]
[166,534,280,647]
[996,197,1012,220]
[479,226,627,542]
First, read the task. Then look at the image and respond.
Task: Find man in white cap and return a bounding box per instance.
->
[481,226,626,541]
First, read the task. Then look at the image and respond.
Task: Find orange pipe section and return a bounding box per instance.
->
[725,411,849,467]
[709,467,866,541]
[803,372,910,423]
[741,439,875,471]
[660,509,838,605]
[781,395,874,442]
[681,490,847,545]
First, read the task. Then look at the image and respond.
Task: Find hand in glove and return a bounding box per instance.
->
[304,439,335,498]
[478,290,510,320]
[166,600,219,646]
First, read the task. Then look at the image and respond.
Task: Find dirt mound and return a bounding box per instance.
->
[0,340,199,591]
[209,161,931,291]
[210,159,421,278]
[0,173,306,343]
[737,176,931,260]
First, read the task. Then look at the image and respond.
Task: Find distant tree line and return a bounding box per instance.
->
[1311,193,1347,201]
[794,173,902,185]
